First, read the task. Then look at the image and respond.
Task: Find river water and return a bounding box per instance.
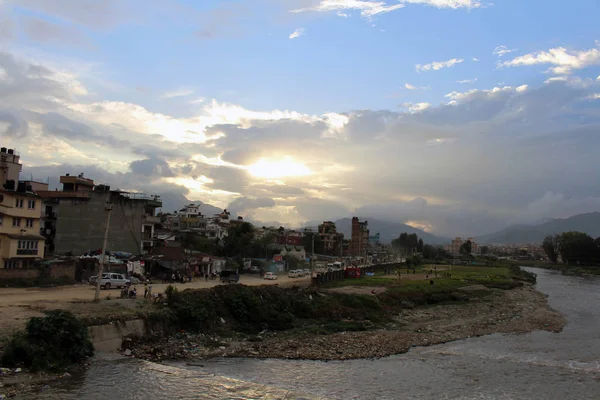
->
[21,268,600,399]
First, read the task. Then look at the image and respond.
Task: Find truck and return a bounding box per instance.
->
[220,270,239,284]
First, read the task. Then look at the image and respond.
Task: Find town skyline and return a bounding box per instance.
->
[1,0,600,237]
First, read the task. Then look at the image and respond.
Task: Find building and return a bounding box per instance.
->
[349,217,369,257]
[39,176,162,256]
[269,244,306,261]
[318,221,344,255]
[37,174,95,255]
[276,227,304,246]
[445,237,479,255]
[0,147,46,268]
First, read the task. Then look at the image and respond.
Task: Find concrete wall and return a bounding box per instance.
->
[55,192,148,255]
[0,260,76,280]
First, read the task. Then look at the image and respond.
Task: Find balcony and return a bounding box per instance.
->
[17,249,38,256]
[144,215,161,224]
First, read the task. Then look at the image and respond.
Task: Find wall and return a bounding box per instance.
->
[0,260,76,280]
[55,192,148,255]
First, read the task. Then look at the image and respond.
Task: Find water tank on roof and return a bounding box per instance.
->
[3,180,15,190]
[0,147,6,153]
[7,149,14,155]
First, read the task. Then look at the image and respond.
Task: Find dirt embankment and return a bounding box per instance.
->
[126,284,564,362]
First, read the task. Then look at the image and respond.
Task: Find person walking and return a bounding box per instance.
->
[147,281,152,299]
[144,282,148,299]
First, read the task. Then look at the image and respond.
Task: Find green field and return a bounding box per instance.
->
[323,265,524,294]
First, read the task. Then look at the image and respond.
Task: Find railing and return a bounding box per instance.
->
[17,249,38,256]
[37,191,91,199]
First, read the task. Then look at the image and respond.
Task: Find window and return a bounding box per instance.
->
[26,219,34,228]
[15,199,24,208]
[28,200,36,210]
[5,260,19,269]
[12,218,21,227]
[0,215,3,226]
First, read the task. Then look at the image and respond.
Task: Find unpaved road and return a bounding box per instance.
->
[0,275,310,340]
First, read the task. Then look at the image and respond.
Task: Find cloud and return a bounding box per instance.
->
[161,89,194,99]
[402,102,431,112]
[456,78,477,84]
[289,27,305,39]
[5,49,600,237]
[472,57,479,62]
[405,83,417,90]
[19,15,92,47]
[400,0,481,9]
[493,45,516,57]
[501,42,600,75]
[416,58,463,72]
[291,0,405,19]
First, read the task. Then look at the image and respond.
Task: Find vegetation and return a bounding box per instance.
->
[542,231,600,266]
[1,310,93,372]
[154,265,528,338]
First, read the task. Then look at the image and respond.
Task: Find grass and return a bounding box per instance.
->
[323,265,518,294]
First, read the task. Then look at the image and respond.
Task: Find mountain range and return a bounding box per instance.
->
[478,212,600,244]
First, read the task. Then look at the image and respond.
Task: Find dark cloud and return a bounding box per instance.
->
[130,158,174,178]
[227,196,276,216]
[0,109,28,137]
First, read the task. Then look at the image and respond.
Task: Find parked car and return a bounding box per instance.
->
[126,276,141,284]
[89,273,130,290]
[303,269,311,277]
[264,272,278,280]
[288,270,298,278]
[220,270,240,284]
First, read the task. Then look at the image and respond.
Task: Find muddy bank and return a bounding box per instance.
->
[127,285,564,362]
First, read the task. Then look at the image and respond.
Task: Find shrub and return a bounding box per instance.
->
[0,310,94,372]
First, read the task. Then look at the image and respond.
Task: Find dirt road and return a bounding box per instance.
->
[0,275,310,340]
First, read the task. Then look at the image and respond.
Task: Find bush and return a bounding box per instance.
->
[0,310,94,372]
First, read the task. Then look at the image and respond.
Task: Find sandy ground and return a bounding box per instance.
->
[0,275,310,340]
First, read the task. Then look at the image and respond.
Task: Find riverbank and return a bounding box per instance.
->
[510,261,600,277]
[125,266,565,362]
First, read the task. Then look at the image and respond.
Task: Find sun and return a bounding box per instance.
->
[247,157,311,179]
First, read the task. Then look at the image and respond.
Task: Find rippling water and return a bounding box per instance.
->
[22,269,600,399]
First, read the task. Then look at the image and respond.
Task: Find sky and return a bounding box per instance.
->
[1,0,600,238]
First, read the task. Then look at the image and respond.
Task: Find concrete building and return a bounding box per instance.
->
[270,244,306,261]
[276,228,304,246]
[37,174,95,255]
[445,237,479,255]
[318,221,344,256]
[349,217,369,257]
[0,147,46,269]
[40,176,162,256]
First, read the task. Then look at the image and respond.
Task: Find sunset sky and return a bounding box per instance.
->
[1,0,600,236]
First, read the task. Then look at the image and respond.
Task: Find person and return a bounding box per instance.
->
[144,282,148,299]
[147,281,152,299]
[205,273,208,282]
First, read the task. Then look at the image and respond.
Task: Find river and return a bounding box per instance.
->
[21,268,600,399]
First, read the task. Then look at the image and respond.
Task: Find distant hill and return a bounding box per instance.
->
[479,212,600,244]
[334,217,447,245]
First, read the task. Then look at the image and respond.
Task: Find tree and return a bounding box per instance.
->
[480,246,490,255]
[392,233,419,255]
[302,231,324,255]
[542,234,560,263]
[417,239,424,253]
[558,231,596,265]
[459,240,472,255]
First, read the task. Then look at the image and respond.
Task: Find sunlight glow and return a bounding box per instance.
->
[247,157,312,179]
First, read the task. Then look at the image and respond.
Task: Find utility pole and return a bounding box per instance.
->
[94,201,114,302]
[311,231,315,276]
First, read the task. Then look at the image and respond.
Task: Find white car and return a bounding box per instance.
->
[303,269,310,277]
[288,270,298,278]
[264,272,278,280]
[91,273,130,290]
[295,269,305,277]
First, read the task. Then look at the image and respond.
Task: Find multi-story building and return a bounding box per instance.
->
[38,176,162,256]
[0,147,46,268]
[276,228,303,246]
[318,221,344,255]
[445,237,479,255]
[349,217,369,257]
